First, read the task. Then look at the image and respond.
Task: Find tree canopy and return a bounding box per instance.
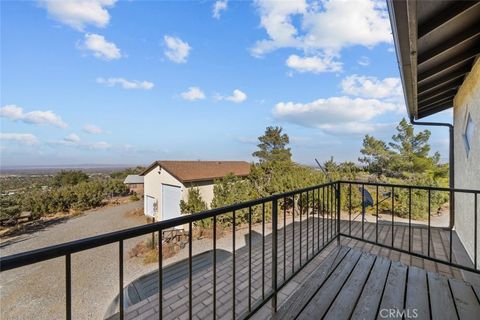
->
[359,118,445,179]
[252,126,292,163]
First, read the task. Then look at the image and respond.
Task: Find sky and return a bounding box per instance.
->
[0,0,453,167]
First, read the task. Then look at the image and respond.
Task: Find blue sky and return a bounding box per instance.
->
[1,0,452,167]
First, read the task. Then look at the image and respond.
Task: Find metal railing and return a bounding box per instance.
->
[1,180,479,319]
[337,180,480,274]
[0,181,340,320]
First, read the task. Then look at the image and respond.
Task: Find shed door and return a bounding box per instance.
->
[145,196,155,217]
[162,184,181,221]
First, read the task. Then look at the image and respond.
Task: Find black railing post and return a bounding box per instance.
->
[119,241,124,320]
[272,198,278,314]
[337,182,341,245]
[66,254,71,320]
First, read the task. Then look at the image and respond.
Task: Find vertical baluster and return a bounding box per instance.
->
[66,254,71,320]
[349,184,352,236]
[262,203,265,301]
[292,195,295,275]
[475,193,478,270]
[326,187,329,242]
[450,191,453,264]
[317,188,320,251]
[408,188,412,253]
[299,192,302,265]
[158,231,163,320]
[306,191,309,261]
[362,184,365,239]
[331,185,334,241]
[189,222,193,320]
[119,241,124,320]
[248,207,252,313]
[428,190,431,257]
[272,199,278,313]
[283,198,286,282]
[450,190,454,264]
[213,217,216,320]
[312,190,316,255]
[232,211,236,319]
[392,187,395,248]
[376,185,379,243]
[322,187,325,247]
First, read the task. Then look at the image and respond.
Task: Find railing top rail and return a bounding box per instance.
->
[0,181,338,271]
[338,180,480,194]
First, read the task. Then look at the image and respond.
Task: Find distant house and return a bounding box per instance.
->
[140,160,251,221]
[123,175,144,195]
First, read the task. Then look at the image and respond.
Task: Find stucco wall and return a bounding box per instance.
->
[453,58,480,265]
[143,165,215,221]
[184,180,215,208]
[143,165,185,221]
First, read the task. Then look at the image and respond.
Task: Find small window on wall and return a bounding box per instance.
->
[463,113,474,155]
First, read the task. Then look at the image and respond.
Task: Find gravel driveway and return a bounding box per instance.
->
[0,200,157,320]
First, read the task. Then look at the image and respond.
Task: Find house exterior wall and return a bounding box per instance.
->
[143,164,186,221]
[143,165,215,221]
[453,58,480,265]
[184,180,215,208]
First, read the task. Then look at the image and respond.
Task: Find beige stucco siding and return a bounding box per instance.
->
[453,57,480,265]
[184,180,215,208]
[143,164,185,221]
[143,164,215,221]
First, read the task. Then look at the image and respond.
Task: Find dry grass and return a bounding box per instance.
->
[128,237,181,264]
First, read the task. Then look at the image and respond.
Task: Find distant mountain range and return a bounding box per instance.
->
[0,164,139,175]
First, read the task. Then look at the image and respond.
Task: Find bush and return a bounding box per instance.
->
[52,170,89,187]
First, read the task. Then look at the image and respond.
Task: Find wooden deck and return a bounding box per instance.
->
[112,216,479,320]
[273,245,480,320]
[338,218,475,280]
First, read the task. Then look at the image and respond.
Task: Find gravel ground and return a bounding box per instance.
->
[0,200,157,320]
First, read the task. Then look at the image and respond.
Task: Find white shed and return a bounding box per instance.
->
[140,160,251,221]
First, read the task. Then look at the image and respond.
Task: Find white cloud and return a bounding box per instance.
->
[273,96,398,134]
[181,87,206,101]
[252,0,391,57]
[215,89,247,103]
[213,0,228,19]
[81,33,121,60]
[88,141,111,150]
[83,124,104,134]
[39,0,116,31]
[64,133,80,143]
[341,74,403,100]
[286,54,342,73]
[164,35,191,63]
[357,56,370,66]
[0,133,39,145]
[96,77,154,90]
[1,105,67,128]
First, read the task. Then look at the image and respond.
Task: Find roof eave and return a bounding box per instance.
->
[387,0,418,120]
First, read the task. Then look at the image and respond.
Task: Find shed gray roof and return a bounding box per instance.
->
[123,175,144,184]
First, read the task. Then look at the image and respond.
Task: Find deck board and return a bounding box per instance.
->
[350,257,391,320]
[272,246,350,320]
[428,271,459,320]
[449,278,480,320]
[323,253,376,319]
[377,261,407,320]
[296,249,362,319]
[405,266,430,319]
[269,245,480,320]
